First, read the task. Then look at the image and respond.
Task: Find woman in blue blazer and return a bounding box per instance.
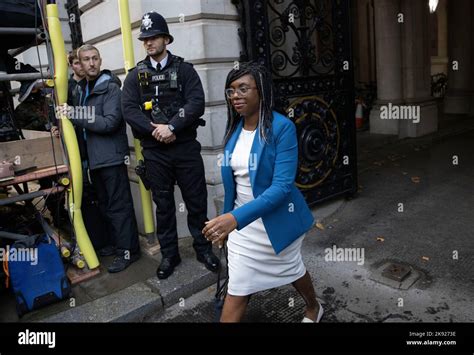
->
[203,63,323,323]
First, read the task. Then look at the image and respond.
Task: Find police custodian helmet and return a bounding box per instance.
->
[138,11,174,43]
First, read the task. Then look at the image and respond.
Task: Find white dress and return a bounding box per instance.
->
[227,128,306,296]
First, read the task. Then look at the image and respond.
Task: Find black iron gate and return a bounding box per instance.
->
[233,0,357,206]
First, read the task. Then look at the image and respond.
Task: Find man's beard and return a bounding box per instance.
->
[148,46,164,57]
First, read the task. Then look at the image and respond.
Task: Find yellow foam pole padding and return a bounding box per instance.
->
[118,0,155,237]
[46,3,99,269]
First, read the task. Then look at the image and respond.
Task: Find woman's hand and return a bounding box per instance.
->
[202,213,238,248]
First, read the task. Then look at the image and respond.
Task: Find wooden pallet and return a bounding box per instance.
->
[67,266,101,285]
[0,135,64,172]
[0,165,68,188]
[140,236,161,256]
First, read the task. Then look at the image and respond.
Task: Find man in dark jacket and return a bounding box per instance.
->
[67,49,85,104]
[121,12,220,279]
[61,44,140,273]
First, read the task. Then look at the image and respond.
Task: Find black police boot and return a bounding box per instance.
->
[196,251,220,272]
[157,255,182,279]
[107,251,141,273]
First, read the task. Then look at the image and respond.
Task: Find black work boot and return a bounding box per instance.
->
[107,251,140,273]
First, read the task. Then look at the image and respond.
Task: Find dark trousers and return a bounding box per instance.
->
[81,180,109,250]
[144,140,211,258]
[90,164,139,255]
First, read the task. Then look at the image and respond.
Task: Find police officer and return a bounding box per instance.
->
[122,11,220,279]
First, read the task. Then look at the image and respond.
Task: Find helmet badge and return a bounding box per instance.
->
[142,14,153,30]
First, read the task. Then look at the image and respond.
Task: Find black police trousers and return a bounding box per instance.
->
[143,139,212,258]
[90,164,140,255]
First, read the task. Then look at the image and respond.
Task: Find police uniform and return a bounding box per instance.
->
[122,12,219,278]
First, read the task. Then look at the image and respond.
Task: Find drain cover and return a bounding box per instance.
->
[382,263,411,282]
[370,261,421,290]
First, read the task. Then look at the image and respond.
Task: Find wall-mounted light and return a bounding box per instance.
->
[429,0,439,13]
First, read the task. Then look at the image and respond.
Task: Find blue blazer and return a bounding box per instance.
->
[221,111,315,254]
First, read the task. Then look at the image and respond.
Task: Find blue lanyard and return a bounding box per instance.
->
[81,84,90,106]
[81,83,91,170]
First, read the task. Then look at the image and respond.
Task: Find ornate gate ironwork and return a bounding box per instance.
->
[233,0,357,206]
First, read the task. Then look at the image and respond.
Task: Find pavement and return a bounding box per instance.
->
[0,194,341,323]
[0,236,225,322]
[0,192,342,322]
[151,115,474,323]
[1,115,472,323]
